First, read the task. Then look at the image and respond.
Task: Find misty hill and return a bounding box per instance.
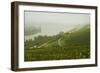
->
[25,25,41,36]
[24,25,90,61]
[61,25,90,46]
[36,25,90,48]
[25,25,90,49]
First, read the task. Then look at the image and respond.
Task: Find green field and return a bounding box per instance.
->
[24,25,90,61]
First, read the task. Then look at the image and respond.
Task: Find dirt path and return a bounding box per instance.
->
[58,38,62,46]
[38,41,50,48]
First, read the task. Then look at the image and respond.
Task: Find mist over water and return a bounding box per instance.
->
[24,11,90,40]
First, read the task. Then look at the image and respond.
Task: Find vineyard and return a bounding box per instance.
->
[24,25,90,61]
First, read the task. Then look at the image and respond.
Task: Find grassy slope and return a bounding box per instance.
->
[24,25,90,61]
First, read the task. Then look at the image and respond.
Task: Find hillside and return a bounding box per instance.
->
[37,25,90,48]
[24,25,90,61]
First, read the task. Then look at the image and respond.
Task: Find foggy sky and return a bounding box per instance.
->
[24,11,90,36]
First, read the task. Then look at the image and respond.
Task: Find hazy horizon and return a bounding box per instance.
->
[24,11,90,37]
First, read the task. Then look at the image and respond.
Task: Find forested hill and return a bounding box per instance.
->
[25,25,90,49]
[24,25,90,61]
